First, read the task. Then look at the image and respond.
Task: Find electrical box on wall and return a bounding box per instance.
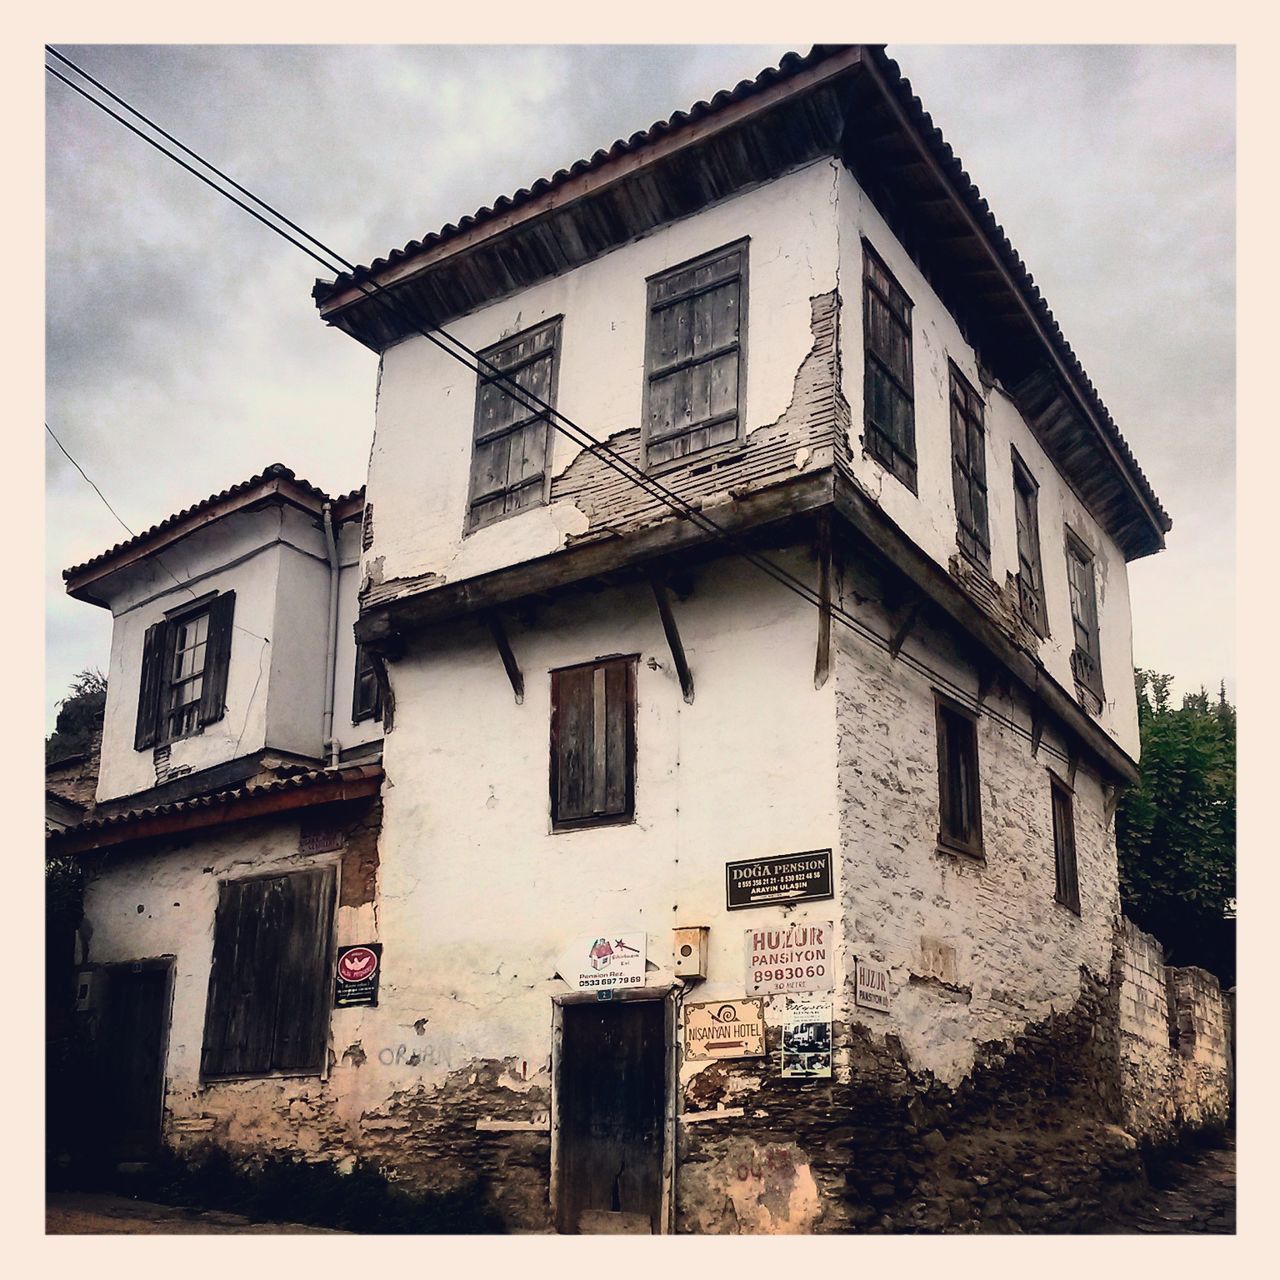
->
[73,968,101,1012]
[673,926,709,979]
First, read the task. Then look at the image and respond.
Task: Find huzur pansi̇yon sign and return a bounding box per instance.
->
[726,849,833,910]
[745,922,833,995]
[683,998,766,1060]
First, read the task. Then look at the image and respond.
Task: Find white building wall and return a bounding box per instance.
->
[834,167,1139,759]
[364,159,842,596]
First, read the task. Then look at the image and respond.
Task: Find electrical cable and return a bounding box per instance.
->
[47,48,1097,774]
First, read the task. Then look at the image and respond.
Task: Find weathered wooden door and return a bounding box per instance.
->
[557,1000,667,1234]
[99,962,171,1161]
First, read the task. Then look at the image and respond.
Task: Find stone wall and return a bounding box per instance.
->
[1118,919,1231,1142]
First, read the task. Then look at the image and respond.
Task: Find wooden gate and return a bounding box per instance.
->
[555,999,668,1233]
[98,960,173,1161]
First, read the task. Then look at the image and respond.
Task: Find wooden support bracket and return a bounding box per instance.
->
[649,570,694,704]
[888,597,922,660]
[975,658,999,709]
[814,512,832,690]
[486,611,525,705]
[1030,707,1046,758]
[1067,750,1080,791]
[1103,783,1124,829]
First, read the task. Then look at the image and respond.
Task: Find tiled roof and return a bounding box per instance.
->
[63,464,365,581]
[46,763,383,851]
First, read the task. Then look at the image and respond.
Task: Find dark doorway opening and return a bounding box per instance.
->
[96,960,173,1162]
[556,998,668,1234]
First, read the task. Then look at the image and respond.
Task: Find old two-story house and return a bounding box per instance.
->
[51,45,1230,1233]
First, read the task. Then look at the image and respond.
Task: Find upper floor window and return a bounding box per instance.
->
[862,241,916,491]
[1012,450,1048,637]
[466,317,562,533]
[935,693,983,858]
[1065,528,1103,698]
[1051,774,1081,915]
[948,363,990,569]
[352,643,384,725]
[643,240,747,469]
[134,591,235,751]
[201,867,335,1079]
[550,656,637,830]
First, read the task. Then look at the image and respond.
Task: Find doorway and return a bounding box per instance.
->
[97,960,173,1162]
[554,997,670,1233]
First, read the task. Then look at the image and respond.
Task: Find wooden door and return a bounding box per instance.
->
[557,1000,667,1234]
[100,963,171,1161]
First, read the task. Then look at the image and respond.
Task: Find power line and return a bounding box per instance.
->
[46,48,1088,773]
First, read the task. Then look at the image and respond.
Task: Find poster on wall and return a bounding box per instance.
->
[744,921,834,995]
[683,999,766,1061]
[725,849,833,910]
[334,943,382,1008]
[781,996,832,1078]
[569,933,647,990]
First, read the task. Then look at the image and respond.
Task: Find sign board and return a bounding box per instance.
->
[855,958,891,1012]
[569,933,647,991]
[781,996,832,1078]
[726,849,833,910]
[683,998,766,1061]
[335,943,382,1008]
[745,921,833,995]
[299,824,345,854]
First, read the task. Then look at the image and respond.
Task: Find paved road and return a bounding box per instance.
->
[46,1191,348,1234]
[1104,1140,1235,1234]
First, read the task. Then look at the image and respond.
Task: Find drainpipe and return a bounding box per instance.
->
[322,502,340,768]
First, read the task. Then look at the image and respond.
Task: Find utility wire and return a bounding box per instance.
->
[46,48,1088,773]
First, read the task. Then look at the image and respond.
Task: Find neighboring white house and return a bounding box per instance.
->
[52,46,1228,1234]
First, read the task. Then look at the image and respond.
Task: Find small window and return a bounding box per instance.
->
[465,317,562,533]
[862,241,916,491]
[134,591,236,751]
[1065,529,1103,697]
[550,656,637,830]
[352,644,383,725]
[1051,775,1081,914]
[201,867,335,1079]
[949,363,990,569]
[1012,450,1047,637]
[935,695,983,857]
[643,240,747,468]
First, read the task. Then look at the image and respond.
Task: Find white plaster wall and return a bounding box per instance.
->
[371,550,840,1089]
[834,167,1139,759]
[832,592,1120,1086]
[364,159,841,593]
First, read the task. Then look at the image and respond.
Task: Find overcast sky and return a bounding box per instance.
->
[44,43,1235,731]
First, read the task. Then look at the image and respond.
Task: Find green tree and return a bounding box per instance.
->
[46,668,107,764]
[1116,670,1235,981]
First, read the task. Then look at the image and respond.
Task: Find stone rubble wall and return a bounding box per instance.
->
[1118,918,1231,1142]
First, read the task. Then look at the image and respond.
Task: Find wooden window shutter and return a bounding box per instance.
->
[551,657,636,829]
[134,619,169,750]
[198,590,236,727]
[1052,778,1081,914]
[935,697,983,856]
[270,867,336,1072]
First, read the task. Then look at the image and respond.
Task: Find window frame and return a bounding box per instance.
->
[549,654,638,832]
[199,865,337,1082]
[1011,448,1048,638]
[351,643,384,725]
[948,361,991,570]
[1064,526,1103,698]
[934,692,984,858]
[1050,773,1081,915]
[640,238,749,473]
[463,315,563,536]
[861,239,917,493]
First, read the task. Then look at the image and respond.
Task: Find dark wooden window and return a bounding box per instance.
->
[550,656,637,830]
[862,241,916,490]
[201,867,336,1079]
[1012,450,1048,636]
[1065,529,1103,697]
[134,591,235,751]
[643,240,747,468]
[1051,775,1081,914]
[949,363,990,569]
[935,695,983,857]
[466,317,561,533]
[351,644,383,724]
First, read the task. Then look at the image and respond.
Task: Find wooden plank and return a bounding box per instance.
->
[813,511,831,690]
[486,611,525,704]
[649,571,694,704]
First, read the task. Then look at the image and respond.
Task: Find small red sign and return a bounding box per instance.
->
[338,946,379,983]
[335,943,382,1007]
